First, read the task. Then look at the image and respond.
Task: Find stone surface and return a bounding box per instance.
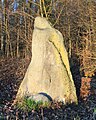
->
[28,93,52,103]
[16,17,77,104]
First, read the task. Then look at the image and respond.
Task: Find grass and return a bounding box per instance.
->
[17,97,51,111]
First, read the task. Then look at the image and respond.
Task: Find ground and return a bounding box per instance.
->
[0,57,96,120]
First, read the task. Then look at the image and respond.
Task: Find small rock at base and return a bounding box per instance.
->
[28,93,52,103]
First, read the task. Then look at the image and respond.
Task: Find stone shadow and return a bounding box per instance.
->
[70,54,82,99]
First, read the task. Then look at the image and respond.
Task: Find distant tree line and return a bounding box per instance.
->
[0,0,96,77]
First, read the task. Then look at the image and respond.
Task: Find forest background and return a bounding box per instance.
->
[0,0,96,101]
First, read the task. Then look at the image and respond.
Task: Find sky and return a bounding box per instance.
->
[1,0,4,3]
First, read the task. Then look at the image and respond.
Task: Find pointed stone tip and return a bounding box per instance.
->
[34,16,51,29]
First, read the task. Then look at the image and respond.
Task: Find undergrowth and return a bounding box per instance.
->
[16,97,51,111]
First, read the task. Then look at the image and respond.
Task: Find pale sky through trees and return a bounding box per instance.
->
[0,0,96,76]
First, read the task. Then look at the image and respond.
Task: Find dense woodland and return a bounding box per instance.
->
[0,0,96,119]
[0,0,96,76]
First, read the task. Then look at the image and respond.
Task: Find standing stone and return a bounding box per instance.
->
[15,17,77,104]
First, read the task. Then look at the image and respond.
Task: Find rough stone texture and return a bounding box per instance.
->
[16,17,77,104]
[28,93,52,103]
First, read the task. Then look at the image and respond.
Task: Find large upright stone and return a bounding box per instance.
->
[16,17,77,104]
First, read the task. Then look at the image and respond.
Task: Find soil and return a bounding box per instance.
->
[0,57,96,120]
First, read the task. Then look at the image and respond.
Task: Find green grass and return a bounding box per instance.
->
[17,97,51,111]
